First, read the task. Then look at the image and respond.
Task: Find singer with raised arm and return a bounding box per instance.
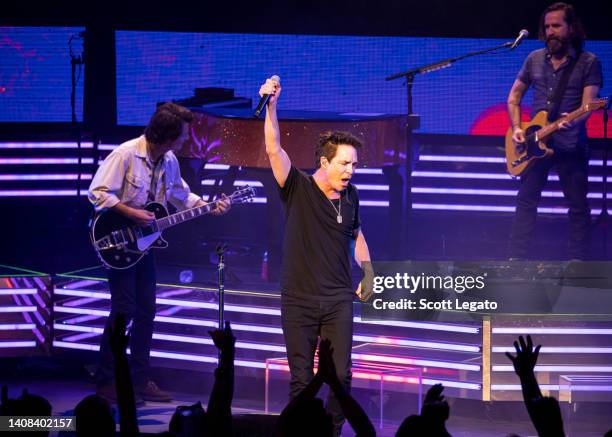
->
[260,76,373,436]
[88,103,230,404]
[507,2,602,260]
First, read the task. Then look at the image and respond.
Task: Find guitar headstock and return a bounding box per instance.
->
[229,185,256,204]
[586,98,608,112]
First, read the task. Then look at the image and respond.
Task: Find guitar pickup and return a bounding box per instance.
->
[512,156,528,167]
[95,239,125,251]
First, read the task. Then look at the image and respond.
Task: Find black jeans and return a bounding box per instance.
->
[98,253,157,387]
[509,149,591,259]
[281,294,353,435]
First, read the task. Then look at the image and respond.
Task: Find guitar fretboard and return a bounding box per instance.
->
[153,187,253,231]
[156,203,214,231]
[538,100,605,139]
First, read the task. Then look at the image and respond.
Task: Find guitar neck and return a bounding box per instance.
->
[156,202,216,231]
[153,187,253,231]
[538,105,591,139]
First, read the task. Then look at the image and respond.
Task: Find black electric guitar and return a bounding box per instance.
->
[505,98,608,176]
[90,186,255,269]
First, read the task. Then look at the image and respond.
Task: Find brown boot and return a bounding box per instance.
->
[96,382,145,406]
[134,380,172,402]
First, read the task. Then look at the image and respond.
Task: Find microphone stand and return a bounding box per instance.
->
[216,243,227,359]
[69,33,85,205]
[385,39,520,258]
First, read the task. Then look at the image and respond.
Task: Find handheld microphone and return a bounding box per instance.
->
[254,75,281,118]
[510,29,529,49]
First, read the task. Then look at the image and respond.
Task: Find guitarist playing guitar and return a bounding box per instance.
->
[88,103,231,403]
[507,2,602,260]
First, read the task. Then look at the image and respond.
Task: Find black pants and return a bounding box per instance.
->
[98,253,157,386]
[281,294,353,435]
[509,149,591,259]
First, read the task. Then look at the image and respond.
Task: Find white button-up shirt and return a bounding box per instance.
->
[88,135,201,212]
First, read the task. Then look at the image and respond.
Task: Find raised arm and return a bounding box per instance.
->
[109,314,139,437]
[505,335,566,436]
[261,78,291,187]
[207,321,235,437]
[506,335,542,403]
[318,339,376,437]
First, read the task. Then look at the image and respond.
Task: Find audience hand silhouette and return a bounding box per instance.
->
[421,383,450,424]
[505,335,541,377]
[209,320,236,354]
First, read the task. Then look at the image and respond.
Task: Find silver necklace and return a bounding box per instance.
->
[327,195,342,224]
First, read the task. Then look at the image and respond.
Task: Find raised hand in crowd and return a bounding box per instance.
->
[506,335,564,437]
[505,335,543,406]
[109,313,139,437]
[208,320,236,361]
[505,336,541,389]
[318,338,376,437]
[207,320,236,436]
[0,385,14,415]
[420,384,451,436]
[395,384,450,437]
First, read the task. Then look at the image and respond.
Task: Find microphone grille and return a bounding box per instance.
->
[520,29,529,37]
[270,75,281,83]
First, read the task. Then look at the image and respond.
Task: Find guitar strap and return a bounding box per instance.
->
[547,51,582,122]
[147,159,163,203]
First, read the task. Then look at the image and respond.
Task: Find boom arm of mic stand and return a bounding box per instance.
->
[385,41,513,82]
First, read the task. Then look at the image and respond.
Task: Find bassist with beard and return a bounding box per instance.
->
[507,2,603,260]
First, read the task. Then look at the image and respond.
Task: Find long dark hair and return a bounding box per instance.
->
[538,2,586,52]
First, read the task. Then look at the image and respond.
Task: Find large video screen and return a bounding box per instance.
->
[0,27,85,122]
[116,31,610,135]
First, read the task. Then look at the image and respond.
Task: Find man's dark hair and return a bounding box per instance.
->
[278,398,333,437]
[169,401,209,436]
[314,131,363,168]
[538,2,586,51]
[74,395,115,437]
[144,102,194,146]
[17,391,52,416]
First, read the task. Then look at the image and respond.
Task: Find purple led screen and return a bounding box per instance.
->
[0,27,85,122]
[116,31,610,135]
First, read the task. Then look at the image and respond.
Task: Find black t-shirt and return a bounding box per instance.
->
[278,166,361,301]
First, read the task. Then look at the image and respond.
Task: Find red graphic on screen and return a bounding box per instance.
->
[469,103,530,136]
[0,31,38,98]
[470,102,611,138]
[585,112,612,138]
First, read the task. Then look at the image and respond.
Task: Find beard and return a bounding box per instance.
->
[546,36,570,55]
